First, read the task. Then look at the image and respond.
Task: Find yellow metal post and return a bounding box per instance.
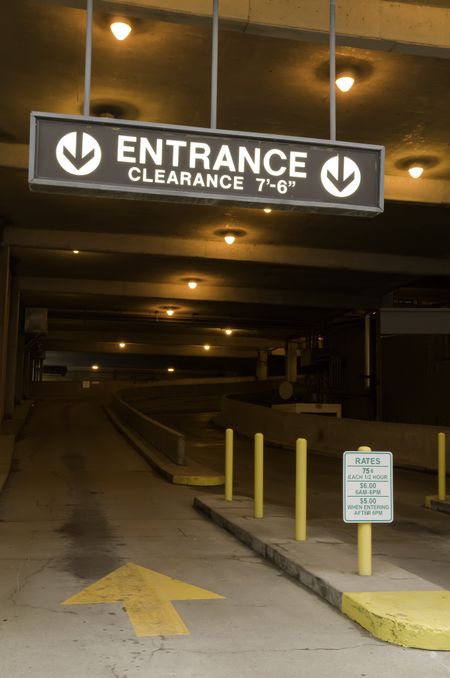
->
[438,432,446,501]
[295,438,307,540]
[357,523,372,576]
[357,445,372,576]
[225,428,233,501]
[254,433,264,518]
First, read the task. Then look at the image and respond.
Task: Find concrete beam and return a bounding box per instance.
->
[17,275,378,309]
[385,175,450,204]
[7,228,450,279]
[3,144,450,207]
[40,340,256,357]
[41,330,281,351]
[43,0,450,58]
[0,144,28,170]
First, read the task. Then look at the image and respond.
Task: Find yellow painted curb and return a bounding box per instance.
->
[342,590,450,650]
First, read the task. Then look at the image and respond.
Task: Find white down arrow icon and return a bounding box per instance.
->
[56,131,102,176]
[320,155,361,198]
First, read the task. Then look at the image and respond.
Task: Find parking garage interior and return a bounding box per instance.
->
[1,1,450,676]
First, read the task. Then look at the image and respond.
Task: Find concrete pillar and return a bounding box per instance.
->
[286,341,298,382]
[0,246,10,422]
[256,350,268,380]
[23,350,32,398]
[5,279,20,418]
[15,321,25,404]
[375,312,383,422]
[364,313,371,390]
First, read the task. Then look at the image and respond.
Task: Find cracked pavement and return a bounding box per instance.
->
[1,400,450,677]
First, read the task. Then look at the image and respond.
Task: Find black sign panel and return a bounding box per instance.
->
[29,112,384,216]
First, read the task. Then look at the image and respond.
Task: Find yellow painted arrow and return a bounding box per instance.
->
[62,562,224,637]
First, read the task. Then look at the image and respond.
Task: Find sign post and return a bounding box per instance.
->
[29,112,384,217]
[343,446,393,575]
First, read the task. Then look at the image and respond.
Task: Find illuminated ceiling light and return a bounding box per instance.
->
[408,165,424,179]
[336,75,355,92]
[72,250,79,254]
[91,364,99,371]
[263,208,272,214]
[166,308,175,316]
[224,234,236,245]
[110,20,132,41]
[188,280,198,289]
[119,342,126,349]
[204,344,211,351]
[167,367,175,372]
[224,328,233,336]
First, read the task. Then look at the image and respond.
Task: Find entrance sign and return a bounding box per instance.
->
[343,451,393,523]
[29,112,384,216]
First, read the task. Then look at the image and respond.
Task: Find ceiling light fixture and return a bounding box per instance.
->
[119,342,126,349]
[408,165,424,179]
[110,20,132,41]
[188,280,198,289]
[224,234,236,245]
[91,364,99,371]
[166,308,175,316]
[263,208,272,214]
[204,344,211,351]
[167,367,175,372]
[225,328,233,336]
[336,74,355,93]
[73,250,79,254]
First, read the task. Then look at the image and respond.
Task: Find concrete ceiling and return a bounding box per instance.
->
[2,0,450,364]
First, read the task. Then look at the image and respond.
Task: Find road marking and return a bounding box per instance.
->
[62,562,224,636]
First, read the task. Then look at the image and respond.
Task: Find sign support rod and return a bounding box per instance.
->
[83,0,94,116]
[329,0,337,141]
[210,0,219,129]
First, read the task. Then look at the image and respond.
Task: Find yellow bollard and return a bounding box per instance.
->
[254,433,264,518]
[357,445,372,576]
[225,428,234,501]
[295,438,307,541]
[438,432,446,501]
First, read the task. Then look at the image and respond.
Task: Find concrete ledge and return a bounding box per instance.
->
[425,495,450,514]
[105,405,224,486]
[217,394,450,473]
[110,393,186,465]
[194,494,448,649]
[0,400,34,494]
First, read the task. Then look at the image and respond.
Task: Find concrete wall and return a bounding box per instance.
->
[326,320,372,420]
[107,378,279,467]
[382,335,450,427]
[217,394,450,472]
[110,394,186,465]
[30,376,259,400]
[127,378,283,414]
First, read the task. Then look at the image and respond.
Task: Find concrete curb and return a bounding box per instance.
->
[104,405,224,486]
[194,494,450,650]
[0,400,34,494]
[425,495,450,514]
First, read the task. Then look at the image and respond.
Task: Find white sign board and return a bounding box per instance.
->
[343,451,393,523]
